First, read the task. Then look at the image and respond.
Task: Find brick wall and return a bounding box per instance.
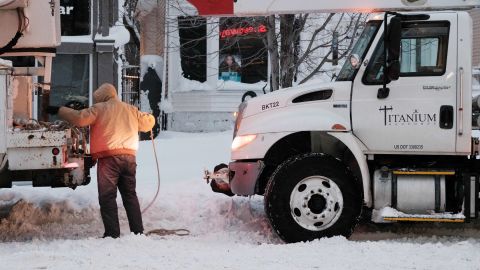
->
[472,9,480,67]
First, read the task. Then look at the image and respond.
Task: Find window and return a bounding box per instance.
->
[219,17,268,84]
[60,0,91,36]
[178,17,207,82]
[363,21,450,84]
[400,38,441,73]
[337,21,382,82]
[47,54,90,115]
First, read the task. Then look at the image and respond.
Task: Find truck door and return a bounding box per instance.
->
[352,13,458,154]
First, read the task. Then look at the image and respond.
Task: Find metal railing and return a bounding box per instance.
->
[121,65,140,107]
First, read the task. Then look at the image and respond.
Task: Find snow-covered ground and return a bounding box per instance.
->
[1,131,480,270]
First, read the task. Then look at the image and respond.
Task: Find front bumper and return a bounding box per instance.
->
[228,161,264,196]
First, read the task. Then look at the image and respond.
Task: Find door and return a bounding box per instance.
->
[352,13,458,154]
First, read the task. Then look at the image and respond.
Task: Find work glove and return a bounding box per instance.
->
[65,100,87,110]
[46,106,60,115]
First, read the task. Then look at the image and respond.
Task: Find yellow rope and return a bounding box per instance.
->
[141,130,190,237]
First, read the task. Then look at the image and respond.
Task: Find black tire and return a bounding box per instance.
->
[264,153,362,243]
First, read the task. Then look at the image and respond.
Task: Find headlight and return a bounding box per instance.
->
[232,134,257,151]
[233,102,248,138]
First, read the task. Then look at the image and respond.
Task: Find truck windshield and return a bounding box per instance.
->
[336,20,381,81]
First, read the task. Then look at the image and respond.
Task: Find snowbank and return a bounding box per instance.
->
[175,77,268,92]
[159,99,173,113]
[94,25,131,48]
[0,131,480,269]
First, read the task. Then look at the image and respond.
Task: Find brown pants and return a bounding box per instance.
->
[97,155,143,238]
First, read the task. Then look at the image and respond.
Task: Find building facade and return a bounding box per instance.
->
[2,1,133,121]
[163,1,269,132]
[50,0,124,111]
[143,2,480,133]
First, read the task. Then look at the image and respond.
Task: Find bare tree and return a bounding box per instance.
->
[266,13,367,90]
[267,15,280,91]
[131,1,366,92]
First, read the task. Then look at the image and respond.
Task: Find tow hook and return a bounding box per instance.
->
[204,163,234,197]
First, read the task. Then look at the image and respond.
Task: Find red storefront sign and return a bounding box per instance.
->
[220,24,267,39]
[186,0,234,16]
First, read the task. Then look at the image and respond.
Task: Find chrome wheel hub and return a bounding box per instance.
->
[289,176,344,231]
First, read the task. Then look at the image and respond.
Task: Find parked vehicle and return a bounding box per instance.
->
[200,0,480,242]
[0,0,93,190]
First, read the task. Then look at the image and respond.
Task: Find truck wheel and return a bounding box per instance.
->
[264,153,362,242]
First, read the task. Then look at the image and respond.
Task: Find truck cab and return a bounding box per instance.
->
[207,11,480,243]
[349,12,471,155]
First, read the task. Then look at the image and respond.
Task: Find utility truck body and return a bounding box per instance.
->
[0,0,92,189]
[200,0,480,242]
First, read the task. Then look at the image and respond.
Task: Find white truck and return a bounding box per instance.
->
[199,0,480,242]
[0,0,93,190]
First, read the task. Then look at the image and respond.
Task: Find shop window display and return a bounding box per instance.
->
[219,54,242,82]
[219,17,268,84]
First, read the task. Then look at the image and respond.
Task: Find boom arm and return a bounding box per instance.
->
[186,0,480,16]
[0,0,27,9]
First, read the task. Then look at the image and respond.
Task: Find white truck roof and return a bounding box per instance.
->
[186,0,480,16]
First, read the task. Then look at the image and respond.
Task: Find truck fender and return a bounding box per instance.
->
[328,132,372,207]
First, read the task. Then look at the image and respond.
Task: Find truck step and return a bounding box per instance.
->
[392,169,455,176]
[383,216,465,223]
[377,207,465,223]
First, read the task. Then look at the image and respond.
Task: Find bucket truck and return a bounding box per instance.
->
[199,0,480,242]
[0,0,93,190]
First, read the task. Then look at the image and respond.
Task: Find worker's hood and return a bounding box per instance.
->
[93,83,118,103]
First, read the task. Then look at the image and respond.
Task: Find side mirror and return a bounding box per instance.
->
[378,13,402,100]
[386,16,402,81]
[350,54,362,70]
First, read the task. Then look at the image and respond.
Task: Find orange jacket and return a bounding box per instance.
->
[58,83,155,159]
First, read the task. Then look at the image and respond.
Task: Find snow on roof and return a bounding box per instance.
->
[61,35,93,44]
[94,25,131,48]
[0,58,12,68]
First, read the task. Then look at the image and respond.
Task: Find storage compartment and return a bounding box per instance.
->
[12,76,32,120]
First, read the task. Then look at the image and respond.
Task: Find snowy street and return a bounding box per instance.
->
[1,131,480,270]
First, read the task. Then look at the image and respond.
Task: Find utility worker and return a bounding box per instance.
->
[47,83,155,238]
